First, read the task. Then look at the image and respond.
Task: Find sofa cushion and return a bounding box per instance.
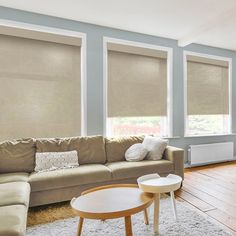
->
[0,138,35,173]
[105,136,144,163]
[29,164,112,192]
[36,136,106,165]
[0,204,27,236]
[106,160,174,180]
[143,136,168,160]
[0,182,30,207]
[0,172,29,184]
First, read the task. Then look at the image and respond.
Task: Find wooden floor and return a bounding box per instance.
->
[176,161,236,235]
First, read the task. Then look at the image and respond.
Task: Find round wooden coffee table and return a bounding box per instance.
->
[137,173,182,235]
[71,184,153,236]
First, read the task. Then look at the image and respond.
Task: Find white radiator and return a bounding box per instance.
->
[188,142,234,166]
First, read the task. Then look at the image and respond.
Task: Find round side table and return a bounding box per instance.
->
[137,173,182,235]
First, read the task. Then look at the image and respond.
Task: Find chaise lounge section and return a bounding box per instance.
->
[0,179,30,236]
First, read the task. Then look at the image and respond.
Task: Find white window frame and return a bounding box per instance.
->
[0,19,87,135]
[103,37,173,137]
[183,50,232,137]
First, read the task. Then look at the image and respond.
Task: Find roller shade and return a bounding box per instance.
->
[187,55,229,115]
[0,34,81,141]
[107,43,167,59]
[107,47,168,117]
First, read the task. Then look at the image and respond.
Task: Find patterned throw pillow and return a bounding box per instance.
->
[35,150,79,172]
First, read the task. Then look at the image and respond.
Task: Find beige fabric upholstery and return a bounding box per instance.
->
[0,204,27,236]
[36,136,106,164]
[0,182,30,207]
[164,146,184,179]
[106,160,174,180]
[29,164,112,192]
[0,172,29,184]
[105,136,144,162]
[29,144,184,206]
[0,138,35,173]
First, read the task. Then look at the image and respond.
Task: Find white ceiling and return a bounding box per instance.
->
[0,0,236,50]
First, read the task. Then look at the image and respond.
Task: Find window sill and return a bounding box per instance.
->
[184,133,236,138]
[162,136,181,139]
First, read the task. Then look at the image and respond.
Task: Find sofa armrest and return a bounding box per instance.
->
[163,146,184,180]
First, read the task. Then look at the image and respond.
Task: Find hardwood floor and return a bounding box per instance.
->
[176,161,236,235]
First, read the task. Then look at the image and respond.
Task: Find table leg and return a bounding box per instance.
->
[143,208,149,225]
[153,193,160,235]
[125,215,133,236]
[77,217,84,236]
[170,191,177,221]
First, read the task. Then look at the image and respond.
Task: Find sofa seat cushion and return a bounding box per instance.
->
[106,160,174,180]
[0,172,29,184]
[0,182,30,207]
[29,164,112,192]
[0,204,27,236]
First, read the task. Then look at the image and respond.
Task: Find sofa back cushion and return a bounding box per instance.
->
[0,138,35,173]
[105,136,144,163]
[36,135,106,165]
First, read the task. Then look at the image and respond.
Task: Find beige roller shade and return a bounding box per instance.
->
[107,47,167,117]
[0,34,81,141]
[107,42,167,59]
[187,55,229,115]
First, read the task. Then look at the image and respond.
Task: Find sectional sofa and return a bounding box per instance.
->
[0,135,184,236]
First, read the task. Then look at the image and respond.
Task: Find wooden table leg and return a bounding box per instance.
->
[170,191,177,220]
[153,193,160,235]
[143,208,149,225]
[124,215,133,236]
[77,217,84,236]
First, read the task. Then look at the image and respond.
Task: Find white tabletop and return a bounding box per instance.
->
[137,174,182,193]
[141,176,181,186]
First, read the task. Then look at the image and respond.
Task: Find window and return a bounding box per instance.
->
[0,33,84,140]
[185,52,231,136]
[105,40,171,137]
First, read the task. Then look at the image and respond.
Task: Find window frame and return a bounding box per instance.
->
[0,19,87,136]
[183,50,232,137]
[103,37,173,137]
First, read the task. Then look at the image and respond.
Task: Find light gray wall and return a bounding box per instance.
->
[1,6,236,162]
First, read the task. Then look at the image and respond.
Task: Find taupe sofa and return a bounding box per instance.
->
[0,135,184,236]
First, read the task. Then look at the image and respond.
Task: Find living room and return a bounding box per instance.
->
[0,1,236,236]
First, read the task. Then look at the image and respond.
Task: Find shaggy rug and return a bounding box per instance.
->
[27,197,232,236]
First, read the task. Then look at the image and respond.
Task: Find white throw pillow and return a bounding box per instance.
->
[35,150,79,172]
[142,136,168,160]
[125,143,148,162]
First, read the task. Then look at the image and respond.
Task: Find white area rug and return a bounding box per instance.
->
[27,197,232,236]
